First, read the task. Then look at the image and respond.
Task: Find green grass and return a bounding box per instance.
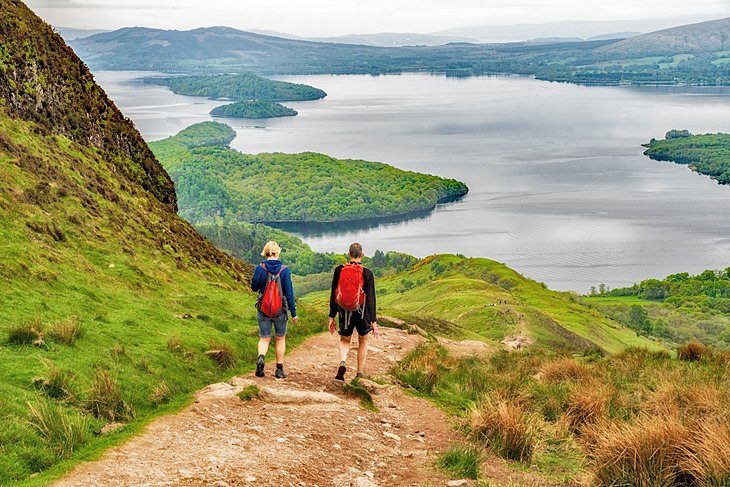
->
[238,385,261,401]
[0,112,327,484]
[306,254,660,353]
[435,443,481,479]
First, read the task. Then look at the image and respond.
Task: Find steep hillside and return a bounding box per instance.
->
[598,17,730,56]
[0,2,328,483]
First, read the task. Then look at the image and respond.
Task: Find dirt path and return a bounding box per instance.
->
[53,329,461,487]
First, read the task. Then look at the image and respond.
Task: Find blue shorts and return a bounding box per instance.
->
[257,311,288,338]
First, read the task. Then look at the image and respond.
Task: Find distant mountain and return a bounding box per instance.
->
[588,31,641,41]
[307,32,479,47]
[434,17,716,43]
[598,17,730,56]
[54,26,110,40]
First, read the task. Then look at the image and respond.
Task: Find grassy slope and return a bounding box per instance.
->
[0,112,328,484]
[304,255,659,353]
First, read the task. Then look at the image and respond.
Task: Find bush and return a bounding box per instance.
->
[470,396,535,461]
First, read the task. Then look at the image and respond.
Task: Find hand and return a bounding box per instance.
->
[291,316,299,325]
[372,321,380,338]
[328,317,337,334]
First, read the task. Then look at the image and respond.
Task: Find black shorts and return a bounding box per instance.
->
[338,312,373,337]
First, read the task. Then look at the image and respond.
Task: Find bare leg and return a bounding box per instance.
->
[257,337,270,356]
[356,333,369,375]
[275,336,286,364]
[339,335,352,363]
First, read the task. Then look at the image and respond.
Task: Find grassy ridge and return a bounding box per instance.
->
[305,255,659,352]
[150,122,469,223]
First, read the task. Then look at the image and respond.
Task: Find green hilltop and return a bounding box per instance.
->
[304,254,660,353]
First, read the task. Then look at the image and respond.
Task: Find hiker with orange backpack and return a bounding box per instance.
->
[328,242,379,381]
[251,241,297,379]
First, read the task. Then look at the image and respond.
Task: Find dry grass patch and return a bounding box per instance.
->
[538,357,589,383]
[470,395,536,461]
[678,420,730,486]
[85,369,133,421]
[149,381,171,404]
[28,400,90,458]
[678,341,710,361]
[564,380,612,433]
[32,359,75,401]
[646,381,724,419]
[7,317,45,346]
[47,316,81,345]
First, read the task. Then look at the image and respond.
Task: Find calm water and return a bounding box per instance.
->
[95,71,730,292]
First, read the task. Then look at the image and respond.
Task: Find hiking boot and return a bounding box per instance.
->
[355,372,365,378]
[335,365,347,381]
[274,367,287,379]
[255,355,265,377]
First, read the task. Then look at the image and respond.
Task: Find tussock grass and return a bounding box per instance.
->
[238,384,260,401]
[396,341,730,485]
[678,341,710,361]
[392,343,450,394]
[47,316,81,345]
[28,400,90,458]
[436,443,481,479]
[85,369,133,421]
[538,357,589,383]
[344,378,377,412]
[7,318,44,346]
[149,381,171,404]
[206,339,236,369]
[470,395,535,461]
[32,359,75,401]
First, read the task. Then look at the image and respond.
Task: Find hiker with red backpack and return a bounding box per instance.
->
[251,241,298,379]
[328,242,379,381]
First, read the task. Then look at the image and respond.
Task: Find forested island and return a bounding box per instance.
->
[146,74,326,101]
[210,100,298,119]
[643,130,730,184]
[150,121,468,224]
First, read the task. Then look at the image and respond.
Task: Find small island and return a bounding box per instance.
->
[643,130,730,184]
[146,73,327,102]
[210,100,298,119]
[150,122,469,224]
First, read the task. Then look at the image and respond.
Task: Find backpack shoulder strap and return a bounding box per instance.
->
[277,265,286,276]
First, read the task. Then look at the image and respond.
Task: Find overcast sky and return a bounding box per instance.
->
[25,0,730,37]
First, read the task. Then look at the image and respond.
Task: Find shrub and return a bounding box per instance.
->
[28,401,90,458]
[47,317,81,345]
[85,369,133,421]
[206,339,236,369]
[435,443,481,480]
[678,341,710,361]
[470,396,535,461]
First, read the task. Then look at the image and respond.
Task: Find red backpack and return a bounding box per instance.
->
[259,263,286,317]
[336,264,366,327]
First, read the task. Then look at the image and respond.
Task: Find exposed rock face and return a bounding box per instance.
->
[0,0,177,210]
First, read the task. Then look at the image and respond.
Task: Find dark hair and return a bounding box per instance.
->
[348,242,363,259]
